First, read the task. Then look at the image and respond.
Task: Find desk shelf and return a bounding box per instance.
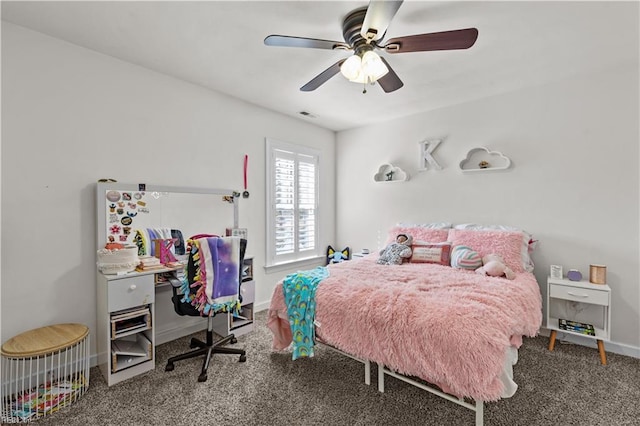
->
[97,271,156,386]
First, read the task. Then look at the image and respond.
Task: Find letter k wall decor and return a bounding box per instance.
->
[418,139,443,171]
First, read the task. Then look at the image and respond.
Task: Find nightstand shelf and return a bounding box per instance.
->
[546,276,611,364]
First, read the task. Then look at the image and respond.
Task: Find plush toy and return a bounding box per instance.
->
[476,253,515,280]
[327,246,350,264]
[377,234,413,265]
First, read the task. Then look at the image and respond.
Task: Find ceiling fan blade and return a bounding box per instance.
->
[300,59,346,92]
[264,35,350,51]
[383,28,479,53]
[376,57,403,93]
[361,0,404,42]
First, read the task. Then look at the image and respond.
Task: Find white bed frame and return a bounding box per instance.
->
[317,340,371,385]
[377,364,484,426]
[319,341,484,426]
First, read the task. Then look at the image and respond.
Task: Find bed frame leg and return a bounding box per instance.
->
[377,364,385,392]
[364,360,371,385]
[475,401,484,426]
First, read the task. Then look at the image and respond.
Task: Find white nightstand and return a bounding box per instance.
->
[352,251,370,258]
[546,276,611,364]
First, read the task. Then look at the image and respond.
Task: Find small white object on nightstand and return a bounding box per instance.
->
[353,249,369,258]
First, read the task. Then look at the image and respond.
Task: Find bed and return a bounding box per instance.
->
[267,225,542,425]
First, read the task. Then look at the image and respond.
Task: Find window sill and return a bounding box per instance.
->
[264,256,325,274]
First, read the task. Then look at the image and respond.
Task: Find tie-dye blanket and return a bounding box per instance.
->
[282,266,330,360]
[180,236,241,315]
[133,227,174,256]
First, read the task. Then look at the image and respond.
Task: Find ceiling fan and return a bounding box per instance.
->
[264,0,478,93]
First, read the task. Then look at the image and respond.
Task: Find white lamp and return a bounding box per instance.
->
[361,50,389,80]
[340,55,362,81]
[340,50,389,84]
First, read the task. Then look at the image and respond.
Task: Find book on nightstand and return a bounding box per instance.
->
[559,319,596,336]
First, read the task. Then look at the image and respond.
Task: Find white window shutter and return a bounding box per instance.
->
[266,139,320,266]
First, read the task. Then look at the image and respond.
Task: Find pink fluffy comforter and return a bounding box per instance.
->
[267,255,542,401]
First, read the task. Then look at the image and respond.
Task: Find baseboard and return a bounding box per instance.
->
[539,327,640,359]
[155,319,205,345]
[254,300,270,312]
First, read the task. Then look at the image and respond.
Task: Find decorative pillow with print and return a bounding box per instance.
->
[410,241,452,265]
[450,245,483,270]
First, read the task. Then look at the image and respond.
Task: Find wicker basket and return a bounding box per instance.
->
[1,324,90,423]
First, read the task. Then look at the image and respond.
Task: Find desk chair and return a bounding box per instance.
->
[165,237,247,382]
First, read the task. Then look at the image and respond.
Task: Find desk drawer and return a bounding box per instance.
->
[549,284,609,306]
[108,276,154,312]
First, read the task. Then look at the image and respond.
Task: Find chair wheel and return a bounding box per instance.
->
[230,337,237,344]
[239,354,247,362]
[198,374,207,382]
[165,363,174,372]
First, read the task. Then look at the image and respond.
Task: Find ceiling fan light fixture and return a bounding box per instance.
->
[340,55,362,80]
[361,50,389,80]
[265,2,478,93]
[340,50,389,84]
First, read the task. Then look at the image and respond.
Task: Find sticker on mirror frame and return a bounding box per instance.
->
[121,216,133,226]
[106,191,120,202]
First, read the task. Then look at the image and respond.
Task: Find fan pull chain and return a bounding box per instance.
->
[363,75,371,94]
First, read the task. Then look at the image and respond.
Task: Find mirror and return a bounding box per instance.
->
[96,183,238,250]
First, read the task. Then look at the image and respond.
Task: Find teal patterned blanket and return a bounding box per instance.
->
[282,266,330,360]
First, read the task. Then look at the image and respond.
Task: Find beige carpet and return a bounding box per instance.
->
[32,311,639,425]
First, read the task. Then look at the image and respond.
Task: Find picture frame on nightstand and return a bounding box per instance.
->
[550,265,563,279]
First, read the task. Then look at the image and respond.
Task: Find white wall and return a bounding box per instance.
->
[0,23,335,350]
[336,64,639,353]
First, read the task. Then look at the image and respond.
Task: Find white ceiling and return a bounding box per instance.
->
[2,1,638,131]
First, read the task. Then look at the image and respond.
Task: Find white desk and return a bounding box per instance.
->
[96,263,254,386]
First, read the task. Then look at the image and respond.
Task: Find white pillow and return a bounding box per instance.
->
[453,223,535,272]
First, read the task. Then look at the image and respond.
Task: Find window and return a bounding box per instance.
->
[266,138,320,266]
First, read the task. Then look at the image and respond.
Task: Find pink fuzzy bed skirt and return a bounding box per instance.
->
[267,255,542,401]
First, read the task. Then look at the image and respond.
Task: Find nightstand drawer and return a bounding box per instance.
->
[108,276,154,312]
[549,284,609,306]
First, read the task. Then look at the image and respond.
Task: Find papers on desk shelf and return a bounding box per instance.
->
[112,334,151,357]
[110,306,151,339]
